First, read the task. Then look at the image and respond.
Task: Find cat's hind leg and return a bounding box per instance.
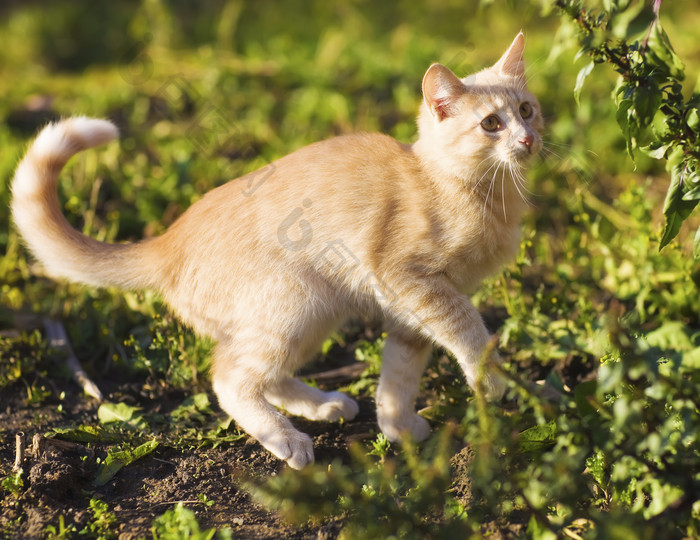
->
[376,330,433,442]
[265,377,359,422]
[211,341,314,469]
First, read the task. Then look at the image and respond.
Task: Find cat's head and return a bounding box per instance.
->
[416,33,543,180]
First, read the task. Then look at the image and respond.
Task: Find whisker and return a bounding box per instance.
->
[473,159,500,194]
[501,165,508,223]
[482,163,500,227]
[510,163,533,205]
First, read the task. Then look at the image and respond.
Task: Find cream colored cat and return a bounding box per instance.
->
[11,33,542,469]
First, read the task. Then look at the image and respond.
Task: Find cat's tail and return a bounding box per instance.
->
[11,117,161,290]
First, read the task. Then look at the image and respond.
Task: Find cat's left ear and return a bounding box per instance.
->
[494,32,526,79]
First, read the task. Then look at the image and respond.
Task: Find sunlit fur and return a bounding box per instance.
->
[11,34,543,469]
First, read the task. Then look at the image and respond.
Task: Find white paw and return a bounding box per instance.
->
[467,370,507,401]
[483,371,507,401]
[378,412,431,443]
[316,391,360,422]
[258,428,314,469]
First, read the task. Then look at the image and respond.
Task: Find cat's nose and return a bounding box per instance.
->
[518,134,534,152]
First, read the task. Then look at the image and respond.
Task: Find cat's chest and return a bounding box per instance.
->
[446,219,521,291]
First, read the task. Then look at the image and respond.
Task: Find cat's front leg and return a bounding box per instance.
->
[376,331,432,441]
[384,276,506,401]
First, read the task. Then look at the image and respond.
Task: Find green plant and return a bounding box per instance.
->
[1,1,699,538]
[249,426,479,539]
[84,498,118,540]
[343,336,385,397]
[1,468,24,496]
[45,515,78,540]
[151,503,231,540]
[545,0,700,254]
[368,433,391,462]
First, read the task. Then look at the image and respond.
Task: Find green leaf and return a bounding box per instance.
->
[682,346,700,368]
[645,23,685,80]
[98,402,149,431]
[687,108,700,130]
[632,81,661,129]
[50,426,119,444]
[641,141,670,160]
[574,61,595,105]
[682,181,700,201]
[518,420,557,452]
[526,514,557,540]
[615,97,636,159]
[585,449,607,487]
[644,321,693,351]
[609,1,654,40]
[170,393,212,422]
[645,480,684,518]
[660,148,699,249]
[94,440,159,486]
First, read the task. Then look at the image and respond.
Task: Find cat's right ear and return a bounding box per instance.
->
[422,64,466,121]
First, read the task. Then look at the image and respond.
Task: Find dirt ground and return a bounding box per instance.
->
[0,356,379,539]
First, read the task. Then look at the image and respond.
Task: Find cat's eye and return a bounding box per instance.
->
[519,102,533,119]
[480,115,501,132]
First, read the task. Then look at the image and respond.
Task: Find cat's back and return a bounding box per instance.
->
[159,131,424,250]
[283,131,418,183]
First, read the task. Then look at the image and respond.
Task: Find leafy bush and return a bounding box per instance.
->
[545,0,700,254]
[252,316,700,538]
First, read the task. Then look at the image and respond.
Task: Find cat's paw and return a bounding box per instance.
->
[315,391,360,422]
[479,370,507,401]
[378,413,431,443]
[258,428,314,469]
[464,363,507,401]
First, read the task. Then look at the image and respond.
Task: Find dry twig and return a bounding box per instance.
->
[43,318,103,401]
[12,432,25,472]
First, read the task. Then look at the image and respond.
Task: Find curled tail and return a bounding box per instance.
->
[11,117,160,290]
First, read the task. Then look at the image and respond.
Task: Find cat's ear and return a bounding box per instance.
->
[422,63,466,121]
[494,32,526,79]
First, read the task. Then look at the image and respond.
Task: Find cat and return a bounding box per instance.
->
[11,33,543,469]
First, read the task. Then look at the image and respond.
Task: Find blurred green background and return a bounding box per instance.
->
[1,0,699,243]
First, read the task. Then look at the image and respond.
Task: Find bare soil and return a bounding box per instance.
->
[0,365,382,539]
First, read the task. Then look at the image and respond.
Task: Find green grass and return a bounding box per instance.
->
[2,0,700,538]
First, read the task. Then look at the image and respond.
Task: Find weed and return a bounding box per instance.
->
[1,469,24,497]
[45,515,78,540]
[151,503,231,540]
[84,498,118,540]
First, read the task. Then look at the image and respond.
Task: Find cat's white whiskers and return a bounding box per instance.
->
[481,162,499,227]
[509,163,533,205]
[487,161,505,223]
[540,146,563,160]
[543,140,573,149]
[474,159,499,189]
[501,165,508,223]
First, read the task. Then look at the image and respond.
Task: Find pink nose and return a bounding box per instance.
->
[519,134,534,151]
